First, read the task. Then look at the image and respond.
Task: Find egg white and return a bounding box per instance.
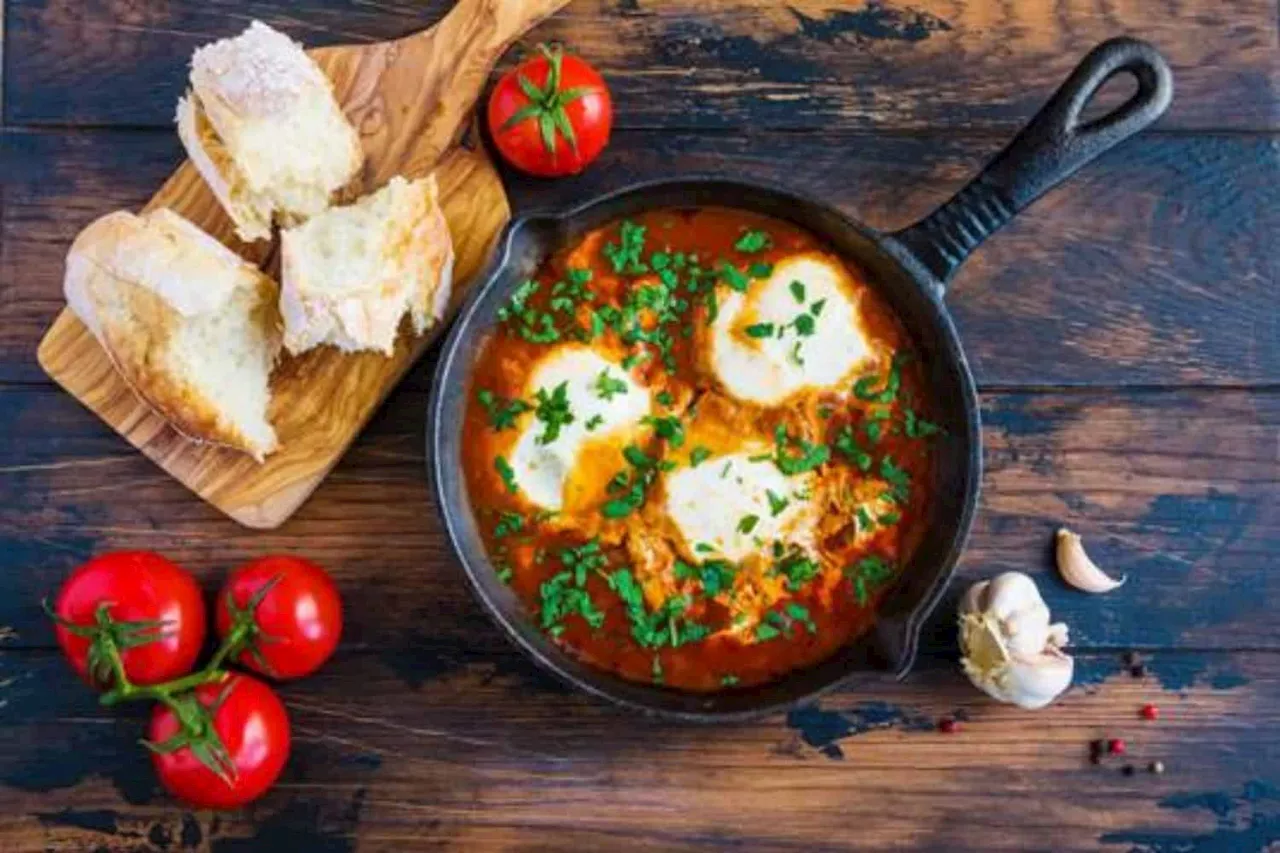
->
[710,253,875,406]
[663,448,818,563]
[510,345,649,511]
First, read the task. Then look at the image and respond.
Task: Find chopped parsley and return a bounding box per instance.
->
[656,390,675,407]
[493,511,524,538]
[745,322,775,339]
[601,444,668,518]
[494,455,518,494]
[734,229,771,253]
[539,570,604,636]
[559,540,608,586]
[774,546,821,591]
[809,299,827,317]
[496,565,513,584]
[603,220,648,275]
[720,674,741,687]
[904,408,942,439]
[834,427,873,472]
[533,382,575,444]
[789,280,806,303]
[736,514,760,535]
[880,456,911,502]
[718,262,750,292]
[766,489,790,516]
[689,446,712,467]
[853,354,904,404]
[793,313,816,337]
[845,555,896,605]
[476,389,532,430]
[772,425,830,475]
[594,369,629,401]
[585,414,605,431]
[608,568,708,649]
[497,279,539,322]
[645,415,686,448]
[698,560,736,596]
[784,602,819,634]
[748,261,773,279]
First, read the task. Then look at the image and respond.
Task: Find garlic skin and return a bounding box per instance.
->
[959,572,1074,710]
[1056,528,1126,593]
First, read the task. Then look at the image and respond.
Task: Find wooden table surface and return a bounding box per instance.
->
[1,1,1277,850]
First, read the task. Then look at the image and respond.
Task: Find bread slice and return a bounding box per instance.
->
[280,174,455,355]
[175,20,364,243]
[64,208,283,461]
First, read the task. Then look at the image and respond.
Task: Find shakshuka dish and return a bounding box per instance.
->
[461,208,942,692]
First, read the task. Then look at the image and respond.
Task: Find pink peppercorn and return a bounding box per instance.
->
[1141,703,1160,721]
[1108,738,1127,756]
[939,718,960,734]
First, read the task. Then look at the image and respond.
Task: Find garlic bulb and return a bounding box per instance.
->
[1056,528,1125,593]
[959,572,1073,710]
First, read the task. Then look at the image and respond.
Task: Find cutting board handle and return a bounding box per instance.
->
[404,0,572,54]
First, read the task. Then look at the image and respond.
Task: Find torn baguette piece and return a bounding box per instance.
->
[176,20,364,242]
[64,208,283,461]
[280,174,455,355]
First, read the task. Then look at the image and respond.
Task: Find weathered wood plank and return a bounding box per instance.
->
[2,386,1275,652]
[0,648,1276,852]
[5,0,1278,131]
[2,128,1276,386]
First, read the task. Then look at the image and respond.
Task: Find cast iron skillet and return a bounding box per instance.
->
[428,37,1173,720]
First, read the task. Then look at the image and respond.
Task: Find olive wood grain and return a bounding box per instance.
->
[34,0,569,529]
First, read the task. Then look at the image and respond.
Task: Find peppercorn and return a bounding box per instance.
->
[1122,765,1136,776]
[1149,761,1165,775]
[1108,738,1127,756]
[1141,703,1159,721]
[1130,663,1148,678]
[1089,739,1106,764]
[938,718,959,734]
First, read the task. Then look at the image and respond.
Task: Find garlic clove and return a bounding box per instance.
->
[1056,528,1126,593]
[1004,650,1074,710]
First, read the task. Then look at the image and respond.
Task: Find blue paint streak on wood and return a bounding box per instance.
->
[787,701,935,759]
[1073,653,1251,693]
[1099,781,1280,852]
[35,808,133,837]
[789,4,951,43]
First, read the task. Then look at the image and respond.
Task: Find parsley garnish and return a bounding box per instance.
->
[772,425,830,475]
[594,369,629,401]
[809,298,826,317]
[559,540,608,586]
[539,570,604,636]
[690,446,712,467]
[585,414,604,431]
[766,489,789,516]
[904,408,942,439]
[656,390,675,407]
[793,313,816,337]
[493,511,524,538]
[603,220,648,275]
[853,354,904,404]
[834,427,873,472]
[745,322,775,339]
[775,546,821,591]
[601,445,664,518]
[698,560,736,596]
[721,674,740,687]
[498,279,539,321]
[718,262,750,292]
[476,389,532,430]
[845,555,895,605]
[880,456,911,502]
[737,514,760,535]
[734,229,771,253]
[748,262,773,279]
[608,569,709,649]
[789,280,806,303]
[533,382,574,444]
[494,456,518,494]
[645,415,686,448]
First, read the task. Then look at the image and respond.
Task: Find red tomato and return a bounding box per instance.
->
[215,555,342,680]
[147,674,290,809]
[50,551,205,689]
[487,44,612,177]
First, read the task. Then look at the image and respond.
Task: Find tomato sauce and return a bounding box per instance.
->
[461,208,938,692]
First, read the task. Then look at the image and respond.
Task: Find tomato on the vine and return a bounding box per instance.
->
[487,44,612,177]
[215,555,342,680]
[49,551,205,689]
[147,673,290,809]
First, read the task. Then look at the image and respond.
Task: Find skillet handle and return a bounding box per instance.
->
[887,37,1173,291]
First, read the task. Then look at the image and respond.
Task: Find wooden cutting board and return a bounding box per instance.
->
[36,0,568,529]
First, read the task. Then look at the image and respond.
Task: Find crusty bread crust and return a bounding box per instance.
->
[176,21,364,242]
[64,209,282,460]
